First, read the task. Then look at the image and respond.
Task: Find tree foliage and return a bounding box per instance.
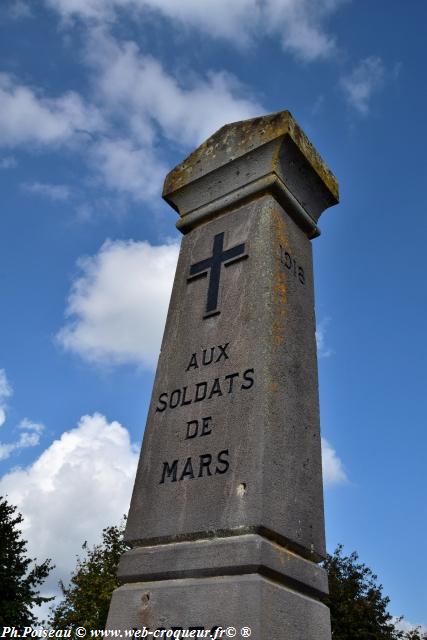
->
[0,495,53,629]
[324,545,426,640]
[50,520,129,630]
[403,631,427,640]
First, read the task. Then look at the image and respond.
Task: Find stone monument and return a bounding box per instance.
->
[107,110,339,639]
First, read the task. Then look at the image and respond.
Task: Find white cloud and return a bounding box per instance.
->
[18,418,45,434]
[0,369,13,427]
[0,370,45,457]
[0,443,14,460]
[87,31,263,148]
[90,137,166,201]
[46,0,345,62]
[322,437,347,485]
[142,0,258,46]
[0,27,263,204]
[0,407,6,427]
[8,0,33,19]
[263,0,344,61]
[22,181,71,201]
[0,429,42,461]
[316,317,333,358]
[0,413,138,599]
[45,0,116,21]
[82,30,262,198]
[0,414,45,461]
[393,618,427,635]
[341,56,385,114]
[0,2,349,211]
[0,73,103,148]
[57,239,179,367]
[0,155,17,169]
[0,369,12,400]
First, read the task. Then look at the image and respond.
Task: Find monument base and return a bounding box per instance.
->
[107,575,331,639]
[106,535,331,639]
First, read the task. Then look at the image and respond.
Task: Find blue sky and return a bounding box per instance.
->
[0,0,426,630]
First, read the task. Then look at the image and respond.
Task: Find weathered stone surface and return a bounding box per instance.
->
[107,576,332,639]
[163,110,338,236]
[107,110,338,638]
[163,110,338,207]
[117,534,329,600]
[125,195,325,560]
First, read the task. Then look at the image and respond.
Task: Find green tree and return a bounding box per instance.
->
[50,520,129,630]
[410,632,427,640]
[0,495,53,629]
[396,627,427,640]
[324,545,426,640]
[401,627,427,640]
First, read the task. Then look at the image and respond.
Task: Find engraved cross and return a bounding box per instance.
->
[187,232,247,317]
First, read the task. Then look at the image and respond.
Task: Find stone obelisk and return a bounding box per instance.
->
[107,110,339,639]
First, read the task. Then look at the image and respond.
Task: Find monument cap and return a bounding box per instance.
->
[163,110,339,238]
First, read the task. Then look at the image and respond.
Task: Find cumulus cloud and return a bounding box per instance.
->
[46,0,345,61]
[47,0,256,41]
[87,30,263,147]
[22,181,71,201]
[0,28,262,203]
[0,413,138,599]
[0,2,352,209]
[57,239,179,367]
[321,437,347,485]
[89,137,167,201]
[263,0,345,61]
[0,369,13,427]
[0,73,103,148]
[340,56,385,114]
[80,30,263,198]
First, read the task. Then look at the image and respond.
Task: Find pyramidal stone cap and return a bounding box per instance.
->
[163,110,339,239]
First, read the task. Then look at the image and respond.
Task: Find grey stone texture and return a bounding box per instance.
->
[126,195,324,557]
[108,576,332,638]
[117,535,328,600]
[164,110,338,239]
[106,110,339,638]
